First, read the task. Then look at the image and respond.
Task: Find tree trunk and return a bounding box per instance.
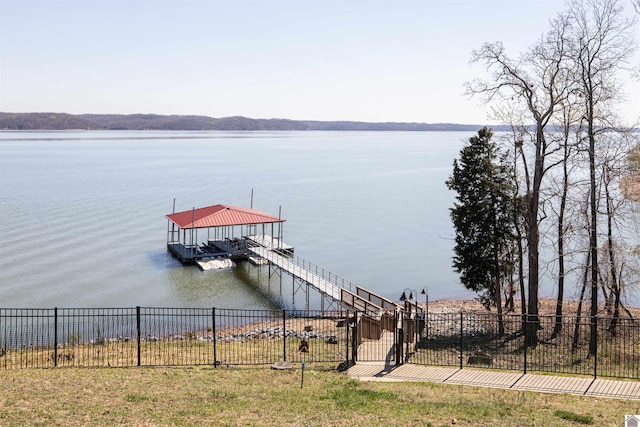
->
[604,166,621,336]
[490,191,505,336]
[516,226,526,321]
[526,126,545,347]
[495,276,505,336]
[552,207,566,339]
[572,249,591,353]
[552,135,570,339]
[588,99,598,357]
[513,141,526,322]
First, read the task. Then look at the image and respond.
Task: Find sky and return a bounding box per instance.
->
[1,0,639,125]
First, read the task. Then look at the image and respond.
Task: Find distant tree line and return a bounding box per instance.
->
[0,112,505,132]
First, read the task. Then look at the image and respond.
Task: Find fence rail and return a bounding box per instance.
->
[1,307,638,380]
[410,311,640,379]
[0,308,351,369]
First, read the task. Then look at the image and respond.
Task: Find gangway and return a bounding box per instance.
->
[246,243,401,315]
[247,245,343,302]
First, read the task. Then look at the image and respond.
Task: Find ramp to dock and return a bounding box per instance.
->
[247,240,427,364]
[247,246,342,301]
[246,244,401,314]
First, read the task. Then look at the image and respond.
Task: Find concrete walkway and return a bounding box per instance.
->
[348,363,640,400]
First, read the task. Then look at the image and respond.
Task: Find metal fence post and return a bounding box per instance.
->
[283,309,287,362]
[345,311,350,364]
[459,312,464,370]
[53,307,58,367]
[593,315,598,379]
[351,311,358,363]
[523,313,527,375]
[136,306,141,367]
[395,309,401,366]
[212,307,217,368]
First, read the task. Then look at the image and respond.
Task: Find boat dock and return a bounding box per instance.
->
[166,202,425,366]
[165,204,292,264]
[165,203,421,315]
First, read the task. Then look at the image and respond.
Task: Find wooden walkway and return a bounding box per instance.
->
[348,363,640,400]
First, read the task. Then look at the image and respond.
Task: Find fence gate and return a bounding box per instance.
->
[354,310,399,365]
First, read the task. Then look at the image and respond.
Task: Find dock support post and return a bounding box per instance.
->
[305,283,310,311]
[292,274,295,309]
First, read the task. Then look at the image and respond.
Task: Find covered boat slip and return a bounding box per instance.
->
[165,204,293,264]
[165,203,413,312]
[165,202,423,356]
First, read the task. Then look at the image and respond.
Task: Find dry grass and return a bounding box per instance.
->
[0,365,637,426]
[0,336,347,370]
[3,301,638,377]
[1,304,638,425]
[0,316,349,370]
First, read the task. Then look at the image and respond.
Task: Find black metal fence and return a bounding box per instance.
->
[0,308,352,369]
[1,307,638,379]
[410,312,640,379]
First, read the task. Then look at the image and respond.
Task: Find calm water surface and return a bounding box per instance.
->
[0,130,482,308]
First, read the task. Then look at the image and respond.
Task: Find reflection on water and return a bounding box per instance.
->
[0,130,478,308]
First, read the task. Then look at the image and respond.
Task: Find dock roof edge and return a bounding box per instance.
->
[166,204,285,229]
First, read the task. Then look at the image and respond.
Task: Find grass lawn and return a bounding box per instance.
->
[0,364,638,426]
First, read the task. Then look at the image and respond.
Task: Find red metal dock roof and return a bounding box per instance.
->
[166,204,284,229]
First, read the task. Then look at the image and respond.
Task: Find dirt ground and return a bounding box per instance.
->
[621,174,640,202]
[209,297,640,338]
[426,297,640,317]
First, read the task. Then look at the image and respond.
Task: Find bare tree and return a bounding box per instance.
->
[595,131,639,334]
[467,14,572,346]
[466,0,637,350]
[567,0,637,355]
[572,221,591,353]
[493,112,529,318]
[549,98,583,338]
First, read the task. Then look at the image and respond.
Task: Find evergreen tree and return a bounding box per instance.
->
[446,128,521,327]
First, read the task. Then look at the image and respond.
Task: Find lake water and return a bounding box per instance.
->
[0,130,508,308]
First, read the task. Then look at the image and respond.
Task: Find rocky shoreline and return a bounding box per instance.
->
[426,297,640,317]
[204,297,640,345]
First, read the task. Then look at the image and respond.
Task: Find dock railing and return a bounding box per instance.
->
[340,289,384,317]
[290,255,357,294]
[246,242,358,301]
[355,286,399,311]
